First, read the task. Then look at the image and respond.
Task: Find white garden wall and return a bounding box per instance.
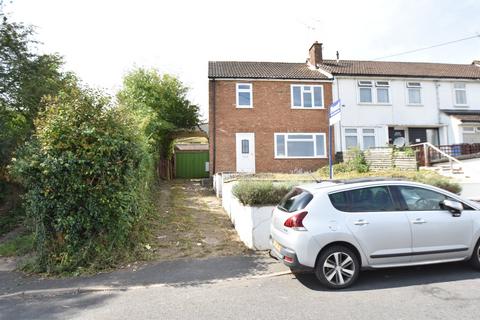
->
[216,176,274,251]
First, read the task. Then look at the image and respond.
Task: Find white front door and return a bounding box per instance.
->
[236,133,255,173]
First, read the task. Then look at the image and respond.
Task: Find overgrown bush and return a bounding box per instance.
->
[232,181,293,206]
[11,87,155,272]
[319,147,369,176]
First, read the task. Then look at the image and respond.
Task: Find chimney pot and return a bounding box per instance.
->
[308,42,323,68]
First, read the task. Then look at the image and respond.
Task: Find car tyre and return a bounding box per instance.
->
[469,240,480,270]
[315,245,360,289]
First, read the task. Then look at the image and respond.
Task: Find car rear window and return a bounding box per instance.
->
[278,188,313,213]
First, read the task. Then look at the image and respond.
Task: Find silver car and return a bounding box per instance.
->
[270,178,480,289]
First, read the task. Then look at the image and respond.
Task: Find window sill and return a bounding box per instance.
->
[291,106,325,110]
[236,105,253,109]
[358,103,392,106]
[454,105,469,108]
[274,156,327,159]
[407,104,423,107]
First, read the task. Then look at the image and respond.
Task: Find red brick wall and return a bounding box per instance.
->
[209,79,333,174]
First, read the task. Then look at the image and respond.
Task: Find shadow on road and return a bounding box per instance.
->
[0,291,115,320]
[0,255,277,320]
[294,261,480,291]
[1,254,275,295]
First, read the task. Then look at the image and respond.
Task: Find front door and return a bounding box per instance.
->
[396,185,473,262]
[343,186,412,266]
[236,133,255,173]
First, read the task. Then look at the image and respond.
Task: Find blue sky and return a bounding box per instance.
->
[5,0,480,119]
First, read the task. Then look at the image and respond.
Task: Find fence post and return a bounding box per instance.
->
[423,144,430,166]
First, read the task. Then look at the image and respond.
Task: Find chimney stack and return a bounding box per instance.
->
[308,41,323,68]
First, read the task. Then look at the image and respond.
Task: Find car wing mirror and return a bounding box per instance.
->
[442,200,463,216]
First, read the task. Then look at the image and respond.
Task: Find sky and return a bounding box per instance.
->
[4,0,480,120]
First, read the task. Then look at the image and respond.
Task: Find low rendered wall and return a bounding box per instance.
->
[218,178,273,250]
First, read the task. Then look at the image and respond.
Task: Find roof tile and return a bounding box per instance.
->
[208,61,329,80]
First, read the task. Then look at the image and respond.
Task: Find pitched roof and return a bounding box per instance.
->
[175,144,209,151]
[208,60,480,80]
[208,61,329,80]
[319,60,480,79]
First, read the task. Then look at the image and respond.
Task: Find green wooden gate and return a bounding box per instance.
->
[175,151,209,178]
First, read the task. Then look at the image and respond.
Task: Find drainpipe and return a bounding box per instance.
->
[211,79,216,175]
[336,77,343,154]
[434,80,444,144]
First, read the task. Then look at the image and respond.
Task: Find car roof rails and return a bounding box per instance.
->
[335,177,409,184]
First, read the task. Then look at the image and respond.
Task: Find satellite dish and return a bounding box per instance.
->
[393,137,406,147]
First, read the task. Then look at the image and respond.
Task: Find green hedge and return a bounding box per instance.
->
[11,87,155,273]
[232,181,293,206]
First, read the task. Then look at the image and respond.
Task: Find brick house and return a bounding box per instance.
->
[208,43,333,174]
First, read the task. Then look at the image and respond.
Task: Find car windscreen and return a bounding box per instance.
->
[278,188,313,213]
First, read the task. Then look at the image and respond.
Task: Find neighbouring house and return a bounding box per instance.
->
[208,42,333,174]
[310,51,480,151]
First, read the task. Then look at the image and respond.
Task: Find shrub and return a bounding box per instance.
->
[11,87,155,272]
[232,181,293,206]
[348,147,369,173]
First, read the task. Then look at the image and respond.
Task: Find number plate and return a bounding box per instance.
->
[273,240,282,252]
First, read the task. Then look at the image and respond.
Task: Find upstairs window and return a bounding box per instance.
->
[454,83,467,106]
[275,133,326,158]
[358,80,390,104]
[375,81,390,104]
[236,83,252,108]
[291,85,324,108]
[358,80,373,103]
[406,82,422,105]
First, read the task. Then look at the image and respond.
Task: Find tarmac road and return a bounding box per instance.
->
[2,256,480,320]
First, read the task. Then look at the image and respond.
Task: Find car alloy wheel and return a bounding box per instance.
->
[323,252,355,286]
[315,245,360,289]
[469,240,480,270]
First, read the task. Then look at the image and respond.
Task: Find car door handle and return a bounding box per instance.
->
[412,218,427,224]
[354,219,369,226]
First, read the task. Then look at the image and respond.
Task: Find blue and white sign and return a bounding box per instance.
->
[329,99,341,126]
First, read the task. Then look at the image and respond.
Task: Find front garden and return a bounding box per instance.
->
[217,149,462,250]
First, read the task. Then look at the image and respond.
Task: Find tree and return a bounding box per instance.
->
[0,6,74,177]
[117,68,200,158]
[11,86,153,272]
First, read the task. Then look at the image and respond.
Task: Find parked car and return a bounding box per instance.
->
[270,178,480,289]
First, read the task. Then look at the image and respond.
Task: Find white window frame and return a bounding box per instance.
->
[462,126,475,134]
[236,83,253,108]
[290,85,324,109]
[406,81,422,105]
[343,127,377,150]
[274,133,327,159]
[357,80,391,105]
[453,83,468,107]
[357,80,373,104]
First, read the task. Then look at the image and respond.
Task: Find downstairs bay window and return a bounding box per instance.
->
[275,133,326,158]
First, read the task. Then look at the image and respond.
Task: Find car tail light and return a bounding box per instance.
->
[284,211,308,231]
[283,256,294,263]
